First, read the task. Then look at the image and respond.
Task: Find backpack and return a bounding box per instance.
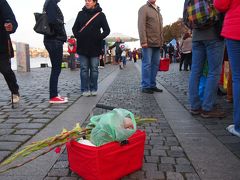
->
[183,0,219,29]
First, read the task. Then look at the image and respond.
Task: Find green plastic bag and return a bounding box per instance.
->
[87,108,137,146]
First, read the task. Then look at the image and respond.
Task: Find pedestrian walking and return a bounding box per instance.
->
[67,35,77,70]
[0,0,20,103]
[109,37,123,69]
[214,0,240,137]
[138,0,163,94]
[72,0,110,97]
[184,0,225,118]
[43,0,68,104]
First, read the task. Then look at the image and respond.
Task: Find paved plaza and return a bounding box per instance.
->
[0,61,240,180]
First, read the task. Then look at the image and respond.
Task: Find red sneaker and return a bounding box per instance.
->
[49,96,68,104]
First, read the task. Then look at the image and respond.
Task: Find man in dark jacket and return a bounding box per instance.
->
[43,0,68,104]
[109,37,123,68]
[0,0,20,103]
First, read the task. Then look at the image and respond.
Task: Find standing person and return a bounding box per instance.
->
[138,0,163,94]
[168,43,174,63]
[179,32,192,71]
[0,0,20,103]
[43,0,68,104]
[132,48,138,63]
[185,0,225,118]
[109,37,123,69]
[214,0,240,137]
[67,35,77,70]
[72,0,110,97]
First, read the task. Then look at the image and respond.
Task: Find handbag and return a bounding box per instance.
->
[33,12,54,36]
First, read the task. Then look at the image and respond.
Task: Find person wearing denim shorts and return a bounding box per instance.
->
[138,0,163,94]
[72,0,110,97]
[214,0,240,137]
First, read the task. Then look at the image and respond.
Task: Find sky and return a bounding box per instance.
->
[7,0,185,48]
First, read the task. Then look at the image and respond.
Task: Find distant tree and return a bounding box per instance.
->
[163,25,172,42]
[163,18,189,42]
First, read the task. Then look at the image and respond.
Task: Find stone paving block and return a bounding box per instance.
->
[142,163,158,172]
[185,173,201,180]
[171,146,183,151]
[146,171,165,179]
[31,114,56,119]
[0,115,7,119]
[0,141,21,151]
[8,115,29,119]
[0,151,11,161]
[145,156,160,163]
[0,135,31,142]
[48,169,69,177]
[149,139,164,145]
[5,118,32,123]
[176,158,191,165]
[0,129,15,135]
[31,118,51,123]
[14,129,39,135]
[151,149,167,156]
[58,154,68,161]
[161,157,175,164]
[128,171,145,179]
[0,123,16,129]
[15,123,45,129]
[167,150,186,158]
[175,164,195,173]
[166,172,184,180]
[53,161,69,169]
[158,164,175,172]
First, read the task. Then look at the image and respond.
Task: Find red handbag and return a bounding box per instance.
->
[66,130,146,180]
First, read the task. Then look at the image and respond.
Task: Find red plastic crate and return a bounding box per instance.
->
[66,130,146,180]
[159,58,170,71]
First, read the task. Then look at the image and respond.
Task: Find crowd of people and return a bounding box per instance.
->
[0,0,239,138]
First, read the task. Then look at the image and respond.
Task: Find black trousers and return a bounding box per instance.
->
[44,40,63,99]
[0,55,19,94]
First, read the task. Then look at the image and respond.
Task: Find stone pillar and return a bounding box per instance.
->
[16,42,30,72]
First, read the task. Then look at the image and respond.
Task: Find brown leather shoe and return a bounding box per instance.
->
[190,108,202,115]
[201,109,226,118]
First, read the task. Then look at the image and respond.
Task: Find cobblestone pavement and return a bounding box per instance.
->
[45,63,200,180]
[1,62,240,180]
[0,66,116,162]
[156,63,240,159]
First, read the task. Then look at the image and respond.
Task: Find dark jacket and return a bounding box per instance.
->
[109,41,123,55]
[72,3,110,57]
[0,0,18,59]
[43,0,67,42]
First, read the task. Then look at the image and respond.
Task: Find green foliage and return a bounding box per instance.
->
[163,19,188,43]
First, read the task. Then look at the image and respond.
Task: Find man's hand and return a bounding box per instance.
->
[141,43,148,48]
[4,23,13,32]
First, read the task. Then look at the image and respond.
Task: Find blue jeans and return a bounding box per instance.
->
[122,56,126,65]
[189,40,224,111]
[226,39,240,131]
[79,55,99,92]
[141,47,160,89]
[44,40,63,99]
